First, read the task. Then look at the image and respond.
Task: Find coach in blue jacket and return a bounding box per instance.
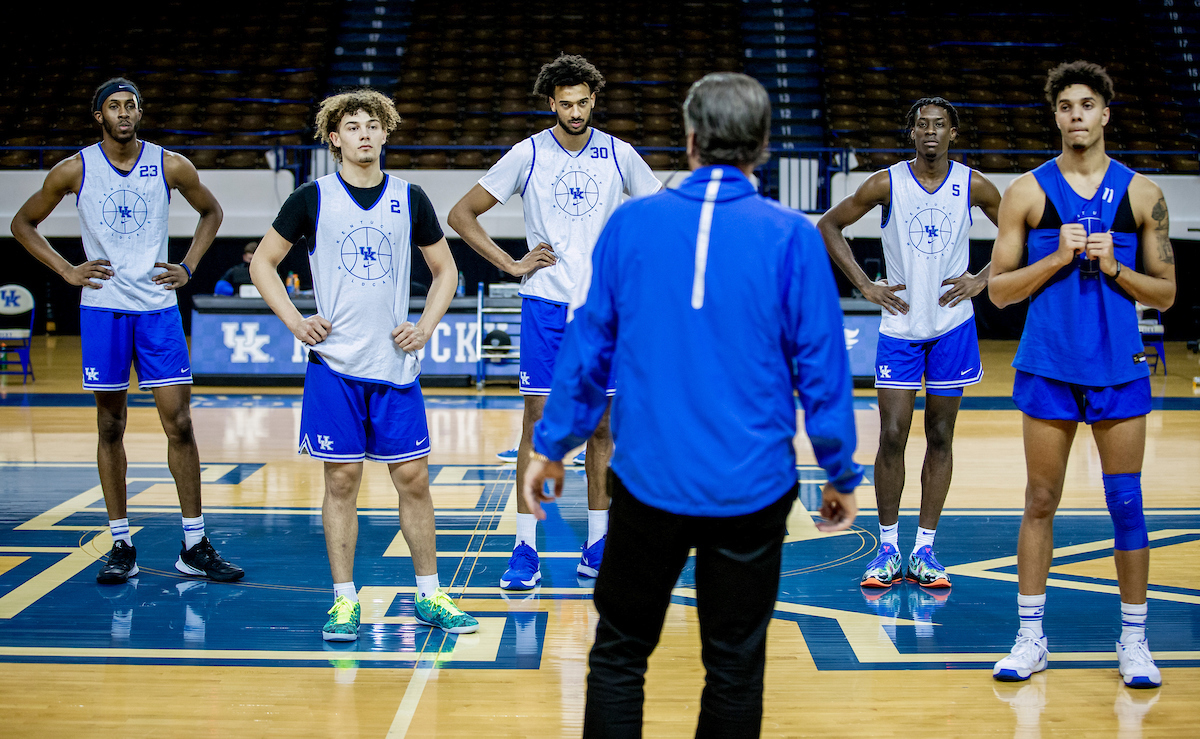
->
[523,72,863,737]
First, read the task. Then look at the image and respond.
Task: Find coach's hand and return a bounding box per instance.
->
[508,242,557,277]
[815,482,857,532]
[290,314,331,345]
[522,455,565,521]
[862,279,908,315]
[153,262,190,290]
[63,259,113,289]
[392,322,430,352]
[940,270,987,307]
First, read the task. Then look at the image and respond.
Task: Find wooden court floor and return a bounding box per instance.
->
[0,338,1198,737]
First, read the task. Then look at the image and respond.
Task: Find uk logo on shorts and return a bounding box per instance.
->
[318,435,333,451]
[84,367,99,382]
[554,171,600,216]
[878,365,892,379]
[340,226,393,281]
[907,208,952,256]
[102,189,148,234]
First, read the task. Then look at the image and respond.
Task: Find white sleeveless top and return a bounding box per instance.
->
[478,127,661,306]
[77,141,173,312]
[879,160,974,341]
[310,173,419,387]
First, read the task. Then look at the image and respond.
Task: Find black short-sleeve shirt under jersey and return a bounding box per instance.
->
[271,175,444,249]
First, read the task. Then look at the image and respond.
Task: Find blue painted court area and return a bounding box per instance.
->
[0,462,1197,671]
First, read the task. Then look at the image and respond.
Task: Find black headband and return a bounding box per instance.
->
[94,82,141,112]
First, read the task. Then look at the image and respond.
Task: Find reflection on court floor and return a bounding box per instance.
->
[1,460,1197,676]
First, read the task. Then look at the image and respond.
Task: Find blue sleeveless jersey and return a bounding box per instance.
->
[1012,159,1148,386]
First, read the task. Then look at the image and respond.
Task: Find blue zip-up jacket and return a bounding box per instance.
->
[533,165,863,517]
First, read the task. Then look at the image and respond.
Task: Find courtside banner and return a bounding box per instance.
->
[189,311,520,380]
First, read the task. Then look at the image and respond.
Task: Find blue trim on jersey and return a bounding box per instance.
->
[906,159,954,195]
[98,140,146,178]
[336,172,389,211]
[76,153,85,206]
[309,183,321,256]
[161,147,170,203]
[521,137,536,196]
[610,132,626,187]
[405,181,413,245]
[966,166,973,225]
[550,128,594,158]
[881,167,893,228]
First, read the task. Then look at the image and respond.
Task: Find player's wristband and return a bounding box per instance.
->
[1112,262,1121,280]
[180,263,192,279]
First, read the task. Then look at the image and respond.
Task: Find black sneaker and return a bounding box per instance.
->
[175,536,244,582]
[97,540,139,584]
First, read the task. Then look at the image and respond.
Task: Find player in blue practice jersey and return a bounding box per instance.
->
[449,55,661,590]
[989,62,1176,688]
[12,77,242,585]
[251,90,477,640]
[819,98,1002,592]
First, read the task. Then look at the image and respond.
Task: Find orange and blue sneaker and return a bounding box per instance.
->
[322,595,361,642]
[577,535,605,578]
[906,545,951,588]
[500,543,541,590]
[860,543,903,588]
[416,589,480,634]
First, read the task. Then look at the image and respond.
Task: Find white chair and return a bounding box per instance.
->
[1136,302,1166,375]
[0,284,35,383]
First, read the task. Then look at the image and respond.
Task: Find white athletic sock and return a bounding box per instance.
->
[109,518,132,546]
[1120,601,1148,643]
[879,522,899,550]
[416,574,440,601]
[913,526,936,555]
[1017,593,1046,639]
[182,515,205,549]
[587,509,609,548]
[333,581,358,603]
[516,512,538,551]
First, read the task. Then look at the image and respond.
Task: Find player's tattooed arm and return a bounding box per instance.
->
[1122,176,1176,311]
[1151,196,1174,265]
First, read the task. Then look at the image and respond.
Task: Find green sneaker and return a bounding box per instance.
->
[416,589,479,634]
[322,595,361,642]
[860,543,903,588]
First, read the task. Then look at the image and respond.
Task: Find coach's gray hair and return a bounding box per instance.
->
[682,73,771,167]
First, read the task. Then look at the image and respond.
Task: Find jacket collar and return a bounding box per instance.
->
[676,165,757,202]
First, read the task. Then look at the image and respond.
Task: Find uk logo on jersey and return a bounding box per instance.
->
[554,171,601,216]
[340,226,393,281]
[907,208,952,256]
[101,189,148,234]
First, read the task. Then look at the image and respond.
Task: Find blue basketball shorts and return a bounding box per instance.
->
[298,354,431,463]
[1013,371,1151,424]
[80,306,192,391]
[874,316,982,396]
[519,296,616,397]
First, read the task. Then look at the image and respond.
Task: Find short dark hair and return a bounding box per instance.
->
[683,73,771,167]
[533,54,605,98]
[905,97,958,131]
[1045,60,1114,106]
[92,77,141,112]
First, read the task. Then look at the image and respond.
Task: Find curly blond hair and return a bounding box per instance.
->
[313,89,401,162]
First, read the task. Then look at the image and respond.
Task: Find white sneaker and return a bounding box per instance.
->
[993,631,1049,682]
[1116,638,1162,688]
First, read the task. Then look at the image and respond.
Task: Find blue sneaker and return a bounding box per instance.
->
[577,535,605,578]
[860,543,903,588]
[573,450,586,466]
[496,448,518,462]
[500,543,541,590]
[906,545,951,588]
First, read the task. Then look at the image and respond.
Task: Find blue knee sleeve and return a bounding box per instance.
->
[1103,472,1149,551]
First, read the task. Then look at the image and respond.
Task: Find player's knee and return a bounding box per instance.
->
[878,423,909,458]
[161,409,195,444]
[96,408,127,444]
[924,419,955,454]
[1023,483,1060,519]
[1104,472,1149,551]
[324,466,360,499]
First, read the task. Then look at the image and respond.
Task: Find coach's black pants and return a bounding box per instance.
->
[583,470,797,739]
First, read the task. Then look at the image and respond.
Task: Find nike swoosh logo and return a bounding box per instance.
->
[181,367,190,373]
[416,437,428,446]
[960,368,973,375]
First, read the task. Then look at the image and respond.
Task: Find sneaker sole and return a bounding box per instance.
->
[1122,675,1161,689]
[577,564,599,578]
[175,558,246,582]
[322,631,359,642]
[97,563,140,584]
[860,574,900,588]
[905,574,951,588]
[416,616,480,634]
[499,573,541,591]
[993,658,1047,682]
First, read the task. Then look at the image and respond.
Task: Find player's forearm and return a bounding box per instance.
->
[1111,268,1176,312]
[250,259,303,329]
[818,222,874,291]
[417,264,457,336]
[988,254,1065,308]
[448,211,518,273]
[179,207,223,272]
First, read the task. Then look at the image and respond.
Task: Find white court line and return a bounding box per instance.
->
[387,664,434,738]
